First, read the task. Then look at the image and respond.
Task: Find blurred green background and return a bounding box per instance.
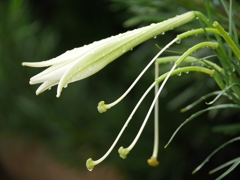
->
[0,0,239,179]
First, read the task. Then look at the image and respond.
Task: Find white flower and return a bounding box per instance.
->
[22,11,196,97]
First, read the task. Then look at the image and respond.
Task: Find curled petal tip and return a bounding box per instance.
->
[118,146,130,159]
[97,101,108,113]
[86,158,95,171]
[147,157,159,167]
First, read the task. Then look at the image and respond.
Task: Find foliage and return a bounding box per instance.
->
[1,0,240,180]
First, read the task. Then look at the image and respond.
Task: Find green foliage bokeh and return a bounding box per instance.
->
[0,0,239,179]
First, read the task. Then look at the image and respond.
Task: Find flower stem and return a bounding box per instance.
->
[213,21,240,60]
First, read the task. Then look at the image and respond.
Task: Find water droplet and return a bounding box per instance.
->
[176,39,181,44]
[88,66,93,71]
[154,36,157,39]
[162,32,165,35]
[191,62,195,66]
[185,71,189,74]
[177,72,182,76]
[121,46,126,53]
[64,84,68,88]
[196,17,199,20]
[48,87,51,90]
[87,168,93,171]
[232,64,236,72]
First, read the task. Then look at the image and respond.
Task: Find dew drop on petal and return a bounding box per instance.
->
[121,46,126,53]
[88,66,93,72]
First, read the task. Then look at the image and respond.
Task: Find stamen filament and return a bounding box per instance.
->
[148,61,160,167]
[97,38,179,113]
[154,60,159,156]
[121,64,177,158]
[87,82,156,170]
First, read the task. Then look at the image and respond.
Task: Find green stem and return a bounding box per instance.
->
[157,56,223,73]
[195,12,212,27]
[177,28,220,40]
[213,21,240,60]
[155,66,214,83]
[175,42,218,66]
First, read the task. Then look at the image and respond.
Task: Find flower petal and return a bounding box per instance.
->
[36,81,58,95]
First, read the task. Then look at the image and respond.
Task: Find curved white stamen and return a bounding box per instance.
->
[88,82,156,168]
[99,37,179,112]
[124,63,177,153]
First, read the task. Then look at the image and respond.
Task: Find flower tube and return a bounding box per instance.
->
[22,11,196,97]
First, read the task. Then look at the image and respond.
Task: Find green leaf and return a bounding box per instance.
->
[165,104,240,148]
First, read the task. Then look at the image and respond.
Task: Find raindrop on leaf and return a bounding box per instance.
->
[177,72,182,76]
